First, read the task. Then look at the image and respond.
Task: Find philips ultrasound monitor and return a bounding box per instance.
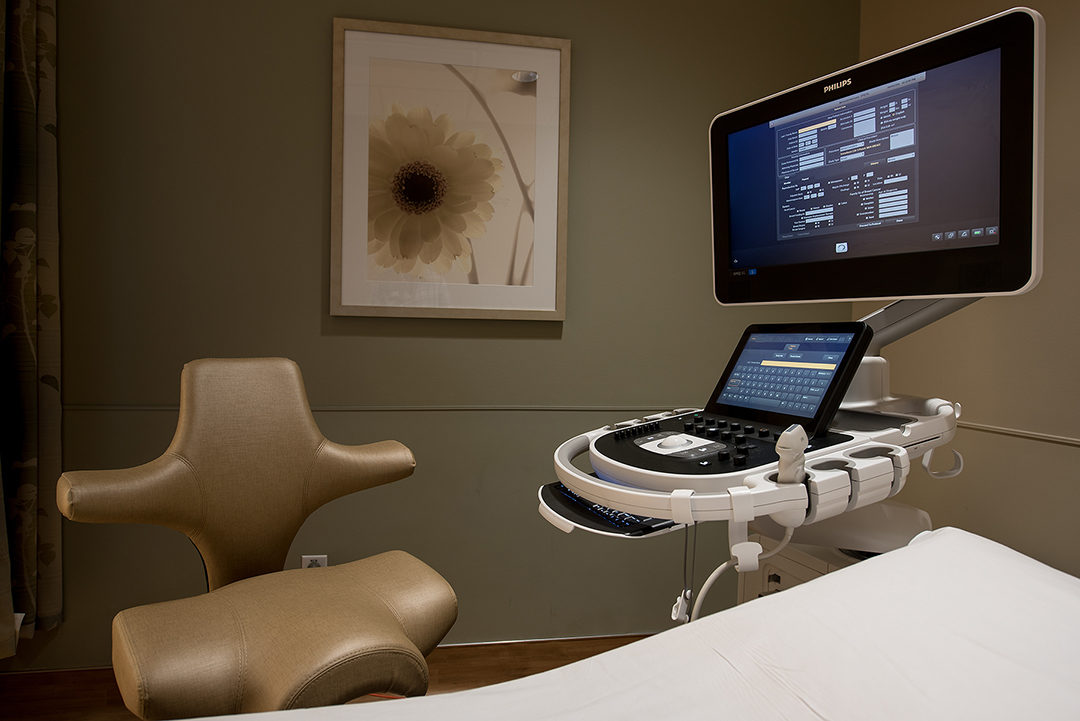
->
[710,8,1043,305]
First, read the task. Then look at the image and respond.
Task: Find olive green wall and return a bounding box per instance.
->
[857,1,1080,579]
[2,0,859,670]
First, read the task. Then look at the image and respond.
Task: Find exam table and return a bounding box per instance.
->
[195,527,1079,720]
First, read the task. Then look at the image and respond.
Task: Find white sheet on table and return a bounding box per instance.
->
[210,527,1080,720]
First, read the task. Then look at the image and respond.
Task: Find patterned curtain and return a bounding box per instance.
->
[0,0,60,659]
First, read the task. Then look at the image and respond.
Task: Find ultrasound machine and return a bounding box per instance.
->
[538,8,1044,621]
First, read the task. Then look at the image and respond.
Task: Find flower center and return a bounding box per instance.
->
[390,161,448,215]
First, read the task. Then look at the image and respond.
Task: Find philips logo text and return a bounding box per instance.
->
[824,79,852,93]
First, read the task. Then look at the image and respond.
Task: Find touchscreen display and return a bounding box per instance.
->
[706,322,872,437]
[716,330,858,416]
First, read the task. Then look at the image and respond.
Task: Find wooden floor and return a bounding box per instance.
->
[424,635,644,695]
[0,635,646,720]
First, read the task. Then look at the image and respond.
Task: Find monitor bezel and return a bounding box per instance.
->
[710,8,1043,305]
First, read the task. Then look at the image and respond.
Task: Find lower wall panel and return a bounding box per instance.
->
[4,406,736,671]
[11,404,1075,672]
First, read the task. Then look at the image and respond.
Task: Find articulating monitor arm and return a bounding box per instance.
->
[860,298,981,356]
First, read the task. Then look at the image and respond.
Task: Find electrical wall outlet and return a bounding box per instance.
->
[301,555,327,569]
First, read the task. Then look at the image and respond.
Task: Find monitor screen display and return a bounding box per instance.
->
[711,9,1042,305]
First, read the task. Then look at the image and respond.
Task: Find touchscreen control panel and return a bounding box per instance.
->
[705,322,872,438]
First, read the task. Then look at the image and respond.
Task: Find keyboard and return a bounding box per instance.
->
[540,482,677,536]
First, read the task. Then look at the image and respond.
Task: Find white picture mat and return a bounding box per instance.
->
[340,30,563,313]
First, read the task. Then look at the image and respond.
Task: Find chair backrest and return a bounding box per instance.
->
[57,358,416,591]
[169,358,329,588]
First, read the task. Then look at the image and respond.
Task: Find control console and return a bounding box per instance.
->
[592,411,852,478]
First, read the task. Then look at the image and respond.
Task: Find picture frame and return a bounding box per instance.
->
[331,18,570,320]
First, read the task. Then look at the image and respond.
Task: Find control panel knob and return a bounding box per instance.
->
[758,427,771,438]
[733,454,747,467]
[721,431,732,441]
[706,426,719,438]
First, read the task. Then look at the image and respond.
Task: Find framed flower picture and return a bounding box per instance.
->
[331,19,570,320]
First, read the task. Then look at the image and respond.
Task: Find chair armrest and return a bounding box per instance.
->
[56,454,204,534]
[304,439,416,514]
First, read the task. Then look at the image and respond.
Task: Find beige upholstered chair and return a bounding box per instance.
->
[56,358,457,720]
